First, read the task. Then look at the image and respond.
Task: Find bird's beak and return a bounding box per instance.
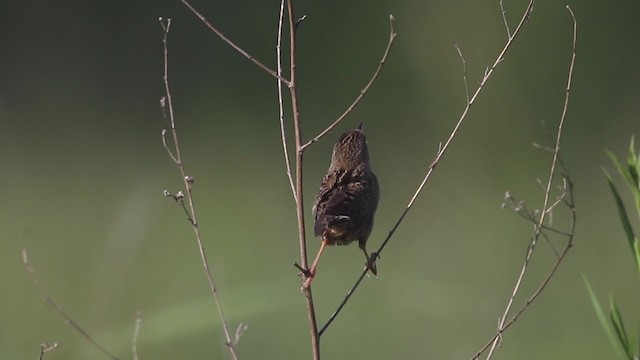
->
[357,122,364,130]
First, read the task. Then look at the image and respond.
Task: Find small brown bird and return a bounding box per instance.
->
[303,123,380,288]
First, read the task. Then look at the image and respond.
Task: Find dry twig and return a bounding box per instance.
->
[159,18,239,360]
[301,16,397,150]
[22,250,118,360]
[179,0,290,85]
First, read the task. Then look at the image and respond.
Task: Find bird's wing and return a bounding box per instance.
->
[314,170,378,237]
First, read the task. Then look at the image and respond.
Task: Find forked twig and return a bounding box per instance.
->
[319,0,537,337]
[454,44,470,105]
[301,15,397,150]
[22,250,119,360]
[179,0,290,86]
[159,18,239,360]
[500,0,512,38]
[38,343,59,360]
[481,5,577,360]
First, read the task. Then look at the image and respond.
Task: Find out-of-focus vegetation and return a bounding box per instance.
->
[586,137,640,360]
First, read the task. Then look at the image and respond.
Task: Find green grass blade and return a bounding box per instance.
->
[583,275,624,358]
[606,146,640,216]
[627,137,640,216]
[604,169,640,274]
[634,240,640,277]
[636,328,640,360]
[609,295,633,359]
[607,149,635,191]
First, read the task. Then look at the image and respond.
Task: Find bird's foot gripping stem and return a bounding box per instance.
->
[294,262,316,290]
[365,251,379,276]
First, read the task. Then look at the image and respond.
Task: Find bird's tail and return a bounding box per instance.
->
[315,215,351,238]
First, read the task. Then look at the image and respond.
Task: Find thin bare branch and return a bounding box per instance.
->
[500,0,512,39]
[179,0,291,86]
[284,0,321,358]
[319,0,538,336]
[22,250,119,360]
[301,15,397,150]
[319,271,367,336]
[276,0,296,202]
[159,18,239,360]
[471,180,575,360]
[482,6,577,359]
[132,311,142,360]
[454,44,470,105]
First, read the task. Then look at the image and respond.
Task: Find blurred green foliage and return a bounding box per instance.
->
[1,0,640,359]
[586,138,640,360]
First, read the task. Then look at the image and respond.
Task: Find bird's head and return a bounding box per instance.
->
[330,123,371,170]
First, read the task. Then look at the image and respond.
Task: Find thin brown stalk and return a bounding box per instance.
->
[301,15,397,151]
[276,0,296,202]
[482,6,577,360]
[22,250,119,360]
[179,0,290,86]
[285,0,321,357]
[159,18,239,360]
[319,0,538,336]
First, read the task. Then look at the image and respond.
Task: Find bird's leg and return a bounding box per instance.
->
[303,239,329,288]
[360,244,378,276]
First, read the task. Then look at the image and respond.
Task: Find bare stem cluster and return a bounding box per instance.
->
[159,17,239,360]
[20,1,578,360]
[172,0,579,358]
[477,6,578,359]
[20,1,579,360]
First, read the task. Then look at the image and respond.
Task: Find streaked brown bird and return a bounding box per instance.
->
[303,123,380,288]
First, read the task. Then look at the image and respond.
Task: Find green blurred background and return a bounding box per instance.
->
[1,0,639,359]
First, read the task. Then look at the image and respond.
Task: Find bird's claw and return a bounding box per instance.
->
[293,262,312,277]
[366,254,378,276]
[302,269,316,289]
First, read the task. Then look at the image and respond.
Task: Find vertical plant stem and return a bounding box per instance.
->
[276,0,296,202]
[160,19,238,360]
[285,0,321,358]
